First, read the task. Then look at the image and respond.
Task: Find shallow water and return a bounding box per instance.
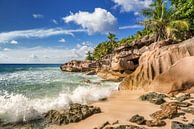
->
[0,64,118,122]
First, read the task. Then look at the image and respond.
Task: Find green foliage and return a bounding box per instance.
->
[90,0,194,60]
[86,51,94,61]
[107,33,117,42]
[93,33,118,60]
[170,0,194,31]
[93,41,118,60]
[118,29,152,45]
[142,0,190,41]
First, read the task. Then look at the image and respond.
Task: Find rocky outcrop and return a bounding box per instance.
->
[43,103,101,125]
[119,37,194,93]
[97,35,157,81]
[150,57,194,94]
[60,60,98,72]
[96,68,127,82]
[0,104,101,128]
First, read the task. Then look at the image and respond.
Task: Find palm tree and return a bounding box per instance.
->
[86,51,94,61]
[142,0,190,41]
[107,33,117,43]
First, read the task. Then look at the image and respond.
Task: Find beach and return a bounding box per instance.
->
[47,90,194,129]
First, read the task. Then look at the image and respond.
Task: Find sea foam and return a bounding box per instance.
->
[0,85,117,123]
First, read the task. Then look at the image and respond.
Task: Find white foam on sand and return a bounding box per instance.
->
[0,84,118,123]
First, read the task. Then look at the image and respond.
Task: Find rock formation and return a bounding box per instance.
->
[60,60,98,72]
[43,103,101,125]
[96,35,157,81]
[119,37,194,93]
[60,36,194,93]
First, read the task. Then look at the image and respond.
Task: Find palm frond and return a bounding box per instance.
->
[169,20,190,31]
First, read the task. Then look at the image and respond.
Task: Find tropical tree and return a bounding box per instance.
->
[142,0,190,41]
[170,0,194,34]
[86,51,94,61]
[107,33,117,42]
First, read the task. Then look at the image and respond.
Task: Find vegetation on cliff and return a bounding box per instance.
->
[86,0,194,60]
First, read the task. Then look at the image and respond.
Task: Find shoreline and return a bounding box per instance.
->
[47,90,194,129]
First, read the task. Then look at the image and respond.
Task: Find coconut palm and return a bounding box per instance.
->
[107,33,117,43]
[142,0,190,41]
[86,51,94,61]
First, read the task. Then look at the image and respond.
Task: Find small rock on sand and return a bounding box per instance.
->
[140,92,166,105]
[145,119,166,127]
[176,93,191,102]
[150,102,178,120]
[129,114,146,125]
[171,121,194,129]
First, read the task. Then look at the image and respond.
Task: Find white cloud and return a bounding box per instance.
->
[119,25,143,29]
[0,28,86,43]
[32,14,44,19]
[58,38,66,43]
[10,40,18,45]
[63,8,117,34]
[0,43,93,63]
[52,19,58,24]
[3,48,11,51]
[112,0,152,13]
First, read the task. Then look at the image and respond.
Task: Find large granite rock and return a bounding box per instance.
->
[96,35,157,81]
[119,37,194,94]
[60,60,98,72]
[150,57,194,94]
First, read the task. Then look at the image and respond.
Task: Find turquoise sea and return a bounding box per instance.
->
[0,64,118,122]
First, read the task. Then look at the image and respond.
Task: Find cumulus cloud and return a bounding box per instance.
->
[0,28,86,43]
[0,43,93,63]
[112,0,152,13]
[119,25,143,29]
[58,38,66,43]
[10,40,18,45]
[32,14,44,19]
[63,8,117,34]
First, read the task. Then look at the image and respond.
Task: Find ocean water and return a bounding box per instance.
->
[0,64,118,123]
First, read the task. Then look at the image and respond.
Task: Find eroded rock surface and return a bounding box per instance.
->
[60,60,98,72]
[129,114,146,125]
[181,107,194,115]
[119,37,194,94]
[176,93,191,102]
[96,35,157,81]
[150,102,178,120]
[43,103,101,125]
[139,92,166,105]
[171,121,194,129]
[145,119,166,127]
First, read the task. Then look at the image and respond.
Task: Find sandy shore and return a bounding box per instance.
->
[47,90,194,129]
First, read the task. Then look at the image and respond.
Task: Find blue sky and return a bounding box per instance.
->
[0,0,152,63]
